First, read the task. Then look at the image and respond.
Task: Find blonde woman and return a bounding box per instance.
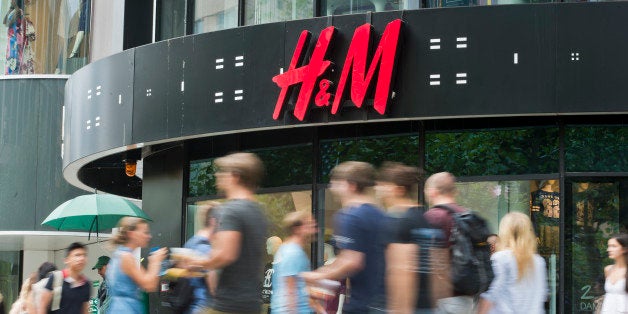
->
[106,217,167,314]
[478,212,547,314]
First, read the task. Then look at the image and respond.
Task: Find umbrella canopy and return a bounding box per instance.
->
[42,194,151,235]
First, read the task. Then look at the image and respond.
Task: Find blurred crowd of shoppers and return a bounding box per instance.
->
[4,152,627,314]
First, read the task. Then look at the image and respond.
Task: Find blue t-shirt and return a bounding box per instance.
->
[183,235,212,313]
[270,242,311,314]
[333,203,387,313]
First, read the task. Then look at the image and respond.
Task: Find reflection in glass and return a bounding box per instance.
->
[569,181,622,314]
[254,144,313,188]
[320,135,419,183]
[321,0,420,15]
[455,179,557,313]
[1,0,90,75]
[194,0,237,34]
[187,190,312,313]
[426,127,559,177]
[0,251,20,313]
[245,0,313,25]
[158,0,185,40]
[565,126,628,173]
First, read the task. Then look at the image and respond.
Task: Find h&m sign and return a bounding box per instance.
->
[272,19,402,121]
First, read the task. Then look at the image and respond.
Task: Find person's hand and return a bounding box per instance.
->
[148,247,168,263]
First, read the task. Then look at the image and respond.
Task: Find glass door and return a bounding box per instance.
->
[565,178,627,313]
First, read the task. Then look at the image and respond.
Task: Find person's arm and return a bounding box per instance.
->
[285,275,298,313]
[120,248,167,292]
[386,243,418,314]
[82,301,89,314]
[302,249,364,282]
[206,270,218,296]
[38,289,52,314]
[201,230,241,269]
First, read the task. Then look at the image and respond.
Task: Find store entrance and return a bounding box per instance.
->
[565,177,627,314]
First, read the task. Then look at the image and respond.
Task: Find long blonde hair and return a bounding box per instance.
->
[497,212,537,280]
[110,217,148,246]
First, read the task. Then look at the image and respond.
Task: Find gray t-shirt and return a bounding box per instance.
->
[213,199,268,313]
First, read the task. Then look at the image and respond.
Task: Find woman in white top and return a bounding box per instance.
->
[478,212,547,314]
[601,233,628,313]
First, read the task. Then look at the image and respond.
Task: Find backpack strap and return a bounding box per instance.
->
[51,270,64,311]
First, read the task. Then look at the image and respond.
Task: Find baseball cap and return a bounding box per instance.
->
[92,256,110,270]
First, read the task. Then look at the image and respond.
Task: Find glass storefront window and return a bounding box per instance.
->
[194,0,237,34]
[320,178,558,312]
[566,179,626,314]
[320,134,419,183]
[244,0,313,25]
[1,0,90,75]
[158,0,186,40]
[321,0,421,15]
[0,251,19,313]
[189,158,216,198]
[565,126,628,173]
[188,145,313,198]
[187,189,313,313]
[426,127,559,177]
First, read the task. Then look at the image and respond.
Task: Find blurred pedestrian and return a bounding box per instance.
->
[302,161,387,314]
[38,242,91,314]
[193,152,268,314]
[376,162,430,314]
[599,233,628,313]
[9,273,35,314]
[423,172,471,313]
[30,262,57,313]
[271,211,317,314]
[478,212,547,314]
[183,202,219,313]
[92,256,110,314]
[106,217,167,314]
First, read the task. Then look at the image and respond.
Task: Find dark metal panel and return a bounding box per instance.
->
[63,50,135,168]
[396,5,556,118]
[556,2,628,113]
[183,27,247,134]
[133,40,170,142]
[167,36,192,138]
[238,22,288,128]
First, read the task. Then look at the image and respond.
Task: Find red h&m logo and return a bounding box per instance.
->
[272,19,402,121]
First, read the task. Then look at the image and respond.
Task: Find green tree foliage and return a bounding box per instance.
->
[320,135,419,182]
[565,126,628,172]
[426,127,560,176]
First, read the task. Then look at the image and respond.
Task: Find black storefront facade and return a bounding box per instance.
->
[62,3,627,313]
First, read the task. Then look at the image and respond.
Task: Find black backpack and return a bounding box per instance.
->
[434,204,495,296]
[161,277,194,313]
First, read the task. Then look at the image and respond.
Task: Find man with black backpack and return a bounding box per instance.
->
[424,172,494,314]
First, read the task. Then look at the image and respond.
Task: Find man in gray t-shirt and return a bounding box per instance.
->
[197,152,268,314]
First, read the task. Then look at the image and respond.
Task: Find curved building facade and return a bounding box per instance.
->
[2,0,627,313]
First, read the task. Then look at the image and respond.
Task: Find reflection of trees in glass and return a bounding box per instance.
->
[426,128,559,176]
[565,126,628,172]
[255,145,312,187]
[188,145,312,198]
[455,181,531,234]
[570,182,620,313]
[189,159,216,198]
[320,135,419,183]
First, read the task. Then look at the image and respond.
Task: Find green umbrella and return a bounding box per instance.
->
[42,194,152,238]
